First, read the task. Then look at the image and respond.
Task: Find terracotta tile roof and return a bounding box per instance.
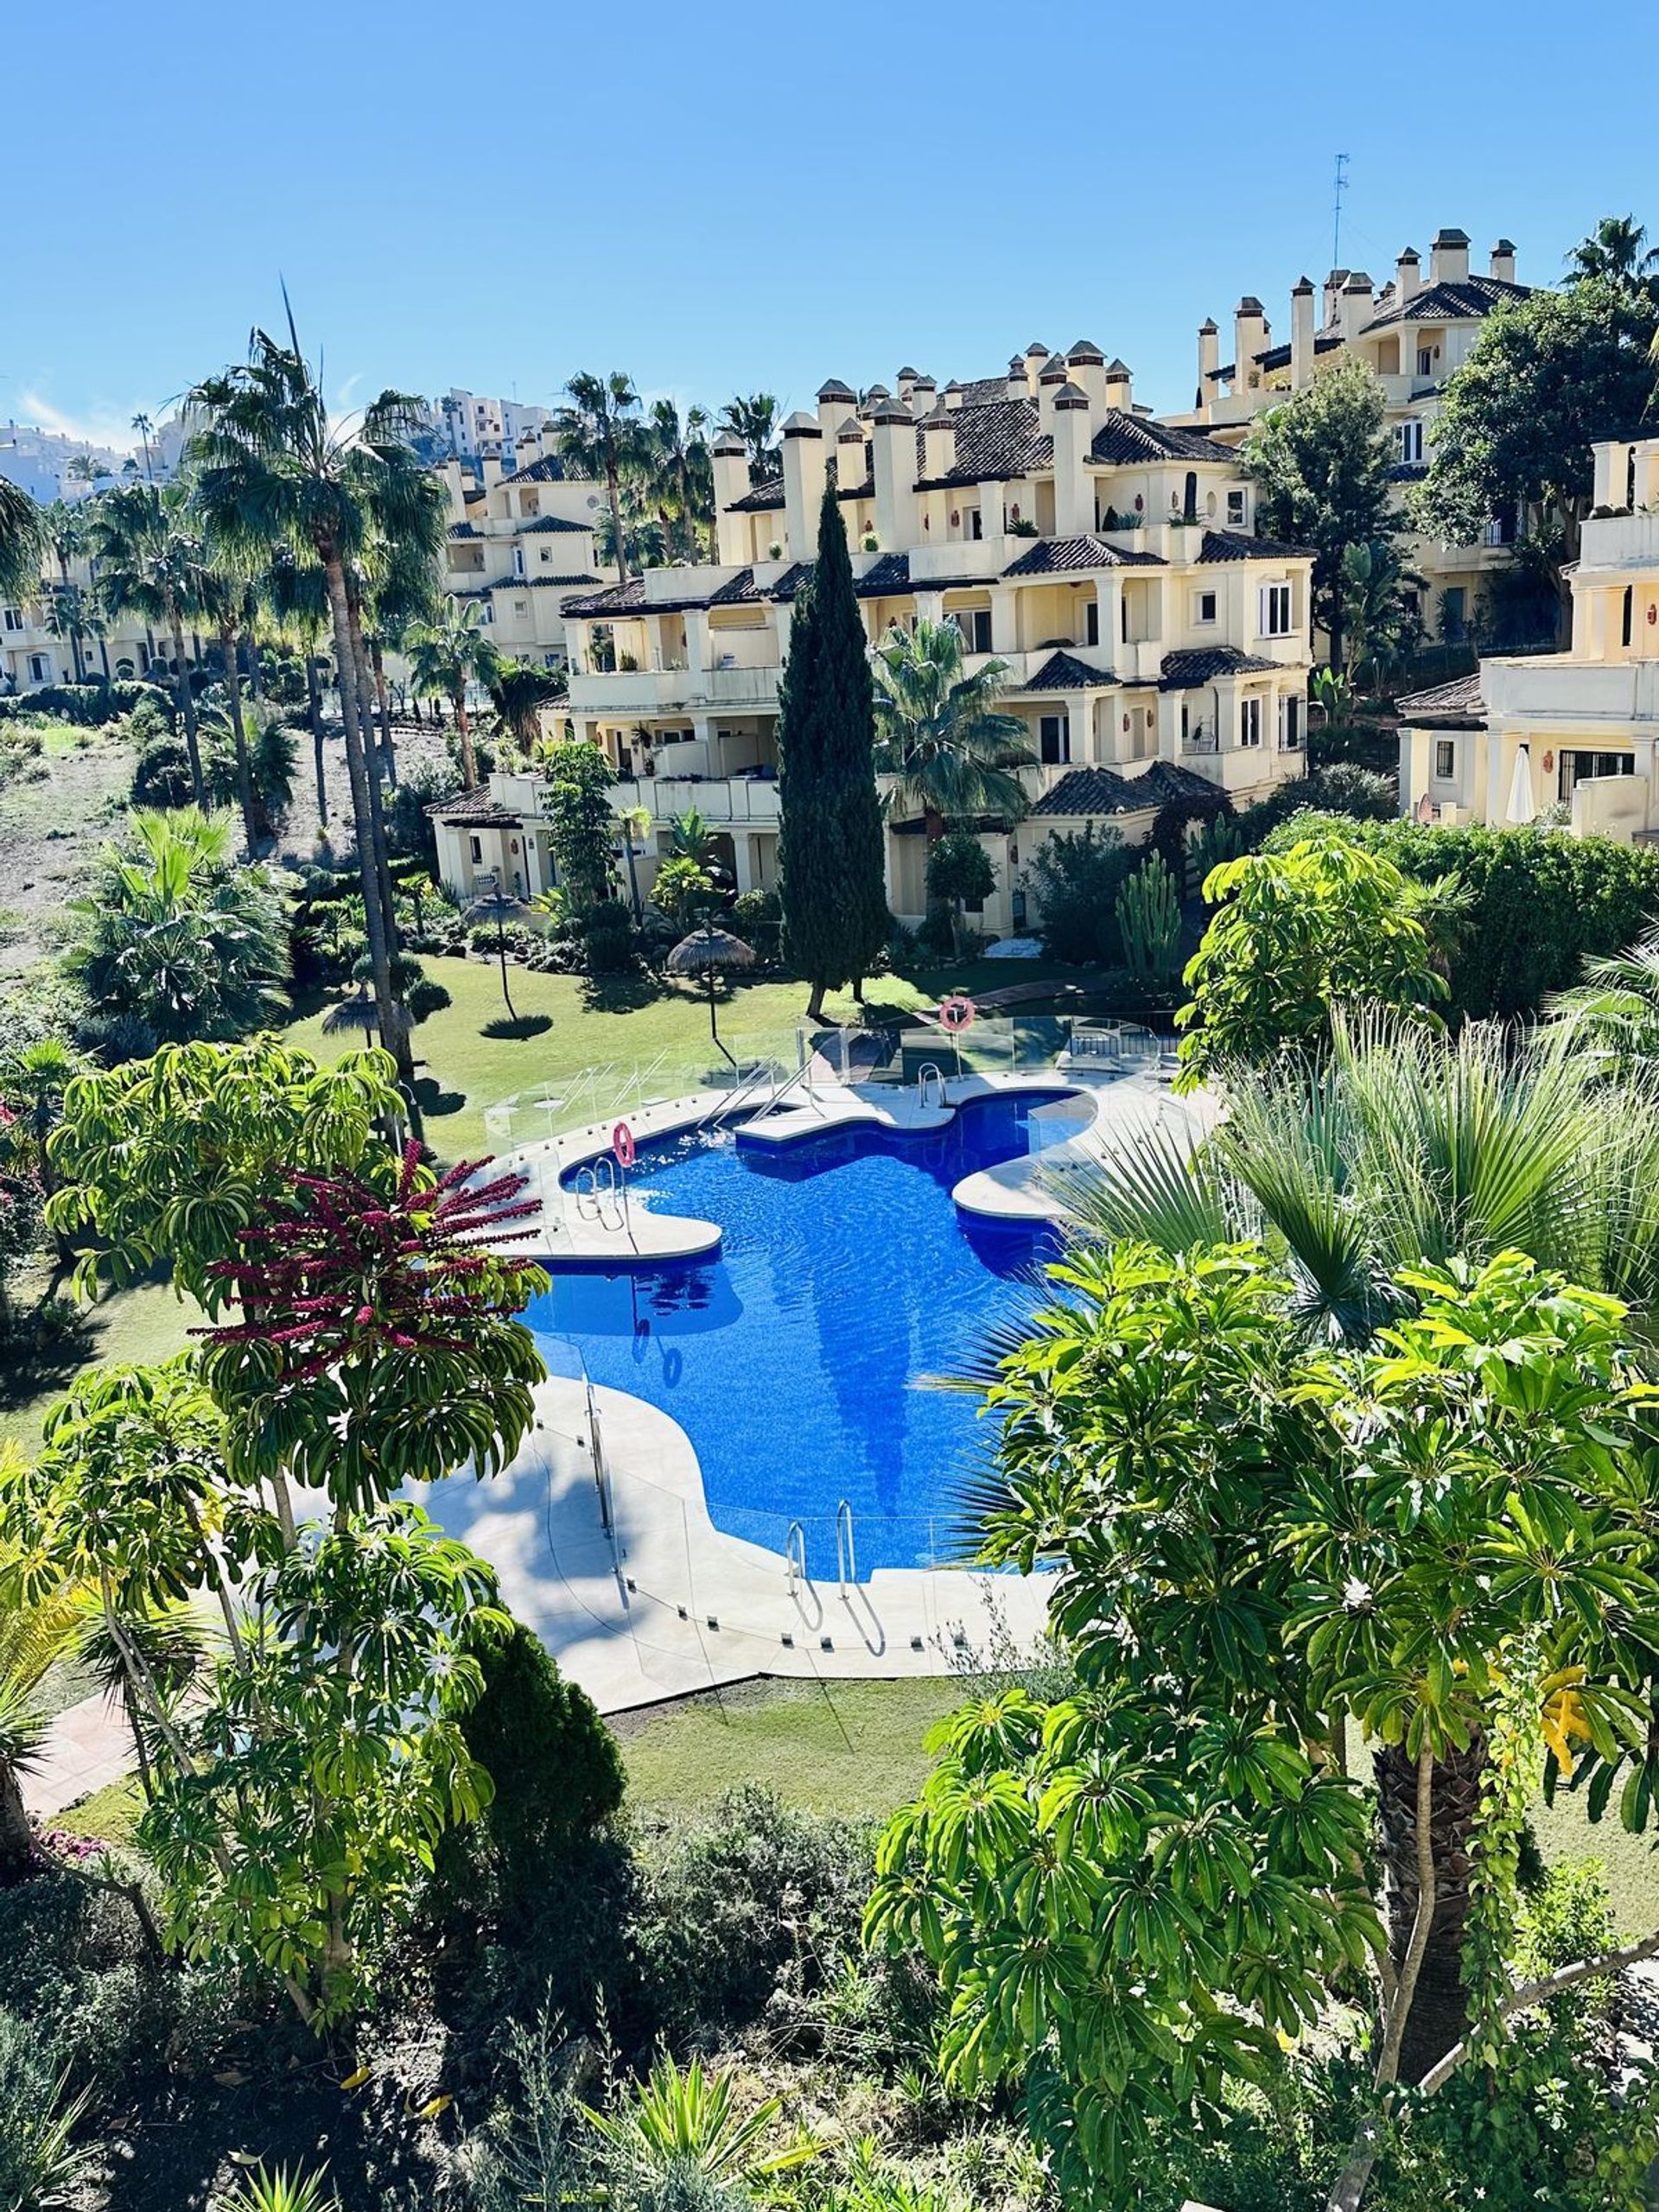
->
[1033,760,1221,817]
[1160,645,1281,689]
[1003,534,1166,576]
[1362,275,1529,332]
[524,573,599,587]
[1396,671,1485,721]
[727,476,785,513]
[1023,650,1117,690]
[916,397,1051,488]
[1216,333,1344,379]
[448,521,481,538]
[768,562,814,601]
[519,513,590,532]
[503,454,571,485]
[709,568,763,605]
[1197,530,1315,562]
[423,788,524,826]
[559,576,713,618]
[855,552,912,596]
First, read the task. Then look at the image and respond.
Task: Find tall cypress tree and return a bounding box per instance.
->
[776,482,890,1023]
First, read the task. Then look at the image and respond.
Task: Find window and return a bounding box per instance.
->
[470,836,484,862]
[1120,596,1129,644]
[1398,419,1423,465]
[1281,696,1301,752]
[1417,346,1435,378]
[968,507,983,541]
[511,547,525,578]
[1084,601,1099,647]
[1441,588,1466,643]
[1238,696,1262,748]
[1560,749,1637,798]
[1039,714,1070,766]
[1433,739,1458,780]
[969,607,993,653]
[1226,489,1247,528]
[1259,582,1293,637]
[1195,589,1217,626]
[1,607,22,632]
[1622,587,1634,649]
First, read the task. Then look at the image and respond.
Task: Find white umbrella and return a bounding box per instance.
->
[1505,745,1536,827]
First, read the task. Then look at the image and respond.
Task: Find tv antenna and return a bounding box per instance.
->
[1332,152,1351,270]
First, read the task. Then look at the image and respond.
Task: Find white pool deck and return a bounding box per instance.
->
[28,1056,1213,1813]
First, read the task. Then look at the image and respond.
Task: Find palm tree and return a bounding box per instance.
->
[618,802,651,918]
[0,1038,84,1274]
[260,545,333,825]
[67,806,290,1048]
[187,324,436,1116]
[358,528,437,785]
[1548,926,1659,1071]
[717,392,780,484]
[131,410,156,484]
[85,481,210,799]
[196,558,263,851]
[646,397,713,558]
[871,617,1036,842]
[37,501,87,680]
[554,372,646,582]
[404,601,500,791]
[486,658,567,760]
[668,806,717,868]
[45,581,96,687]
[1567,213,1659,306]
[0,478,42,606]
[0,1516,83,1881]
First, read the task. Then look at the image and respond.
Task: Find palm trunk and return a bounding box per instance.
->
[320,554,418,1127]
[306,656,327,826]
[0,1756,33,1883]
[168,605,204,803]
[97,635,111,683]
[219,619,262,852]
[1374,1737,1485,2084]
[70,631,85,683]
[607,456,629,583]
[246,629,264,702]
[370,640,397,785]
[455,692,479,791]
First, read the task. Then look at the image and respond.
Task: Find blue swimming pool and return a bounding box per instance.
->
[524,1094,1080,1574]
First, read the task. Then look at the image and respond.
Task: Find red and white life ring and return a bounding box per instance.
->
[938,995,976,1033]
[613,1121,636,1168]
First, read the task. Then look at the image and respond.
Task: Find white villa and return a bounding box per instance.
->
[1171,226,1532,644]
[1398,437,1659,840]
[437,442,607,669]
[430,352,1315,938]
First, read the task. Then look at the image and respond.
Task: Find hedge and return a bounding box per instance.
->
[0,679,171,728]
[1262,813,1659,1020]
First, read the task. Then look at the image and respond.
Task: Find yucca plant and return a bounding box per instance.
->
[588,2055,819,2194]
[0,2009,97,2210]
[219,2164,340,2212]
[1115,854,1182,982]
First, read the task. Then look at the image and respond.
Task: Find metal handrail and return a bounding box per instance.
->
[916,1061,946,1110]
[835,1498,857,1592]
[785,1520,808,1596]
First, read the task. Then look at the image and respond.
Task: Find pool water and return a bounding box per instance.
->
[524,1094,1077,1574]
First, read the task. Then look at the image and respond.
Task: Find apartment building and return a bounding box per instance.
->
[430,351,1314,938]
[430,390,556,468]
[1,548,180,694]
[1398,437,1659,840]
[438,440,607,668]
[1170,227,1532,643]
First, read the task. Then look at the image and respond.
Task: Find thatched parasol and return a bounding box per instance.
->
[321,988,380,1042]
[665,923,755,1067]
[465,885,537,1021]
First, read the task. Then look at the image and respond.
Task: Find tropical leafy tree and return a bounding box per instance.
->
[1415,282,1658,623]
[667,807,717,868]
[925,831,995,955]
[651,854,715,922]
[0,477,42,603]
[404,601,500,791]
[0,1038,84,1271]
[775,484,890,1022]
[0,1501,84,1880]
[871,619,1034,841]
[1175,839,1446,1084]
[188,325,442,1116]
[717,392,780,483]
[1340,537,1424,690]
[67,808,289,1052]
[554,372,647,582]
[541,738,617,910]
[1566,213,1659,315]
[1242,355,1398,671]
[85,481,211,798]
[872,1243,1659,2209]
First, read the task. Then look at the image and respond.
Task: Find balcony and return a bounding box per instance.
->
[569,663,779,715]
[613,774,780,827]
[1484,656,1659,725]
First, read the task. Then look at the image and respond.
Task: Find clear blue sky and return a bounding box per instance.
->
[8,0,1654,445]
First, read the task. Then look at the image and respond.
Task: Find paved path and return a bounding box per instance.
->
[25,1692,134,1820]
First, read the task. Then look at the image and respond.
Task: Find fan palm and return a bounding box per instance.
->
[67,806,290,1048]
[39,502,88,680]
[554,372,647,582]
[871,618,1036,841]
[646,398,714,558]
[716,392,780,483]
[1548,926,1659,1072]
[486,658,567,760]
[45,581,99,687]
[359,530,437,785]
[187,322,440,1115]
[404,601,500,791]
[84,481,211,798]
[1061,1009,1659,1344]
[195,558,264,851]
[0,477,42,604]
[260,545,333,824]
[1566,213,1659,305]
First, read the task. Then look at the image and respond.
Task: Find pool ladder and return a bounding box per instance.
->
[916,1062,946,1111]
[783,1501,856,1596]
[574,1155,629,1233]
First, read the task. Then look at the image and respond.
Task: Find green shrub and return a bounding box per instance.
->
[582,901,639,974]
[1020,824,1138,965]
[130,734,196,809]
[0,678,169,728]
[728,887,783,955]
[0,2007,98,2212]
[1262,816,1659,1020]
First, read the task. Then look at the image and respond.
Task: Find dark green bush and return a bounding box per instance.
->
[0,679,170,728]
[130,734,195,809]
[1261,815,1659,1020]
[1020,824,1139,964]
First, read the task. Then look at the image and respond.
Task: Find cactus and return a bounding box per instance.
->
[1116,854,1182,982]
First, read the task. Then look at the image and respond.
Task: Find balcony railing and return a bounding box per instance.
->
[613,774,781,825]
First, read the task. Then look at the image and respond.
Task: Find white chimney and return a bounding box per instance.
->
[1006,356,1027,403]
[1023,341,1050,398]
[816,378,856,440]
[869,398,918,550]
[1339,272,1375,346]
[1065,339,1107,421]
[1323,270,1345,327]
[1052,383,1092,537]
[1197,319,1218,408]
[1233,299,1268,391]
[711,431,750,565]
[1430,228,1471,284]
[919,404,957,483]
[1290,279,1315,390]
[1490,238,1516,284]
[1103,359,1134,414]
[896,365,919,404]
[780,414,826,563]
[1395,248,1421,304]
[1038,358,1067,436]
[942,380,964,413]
[480,453,503,489]
[911,373,938,415]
